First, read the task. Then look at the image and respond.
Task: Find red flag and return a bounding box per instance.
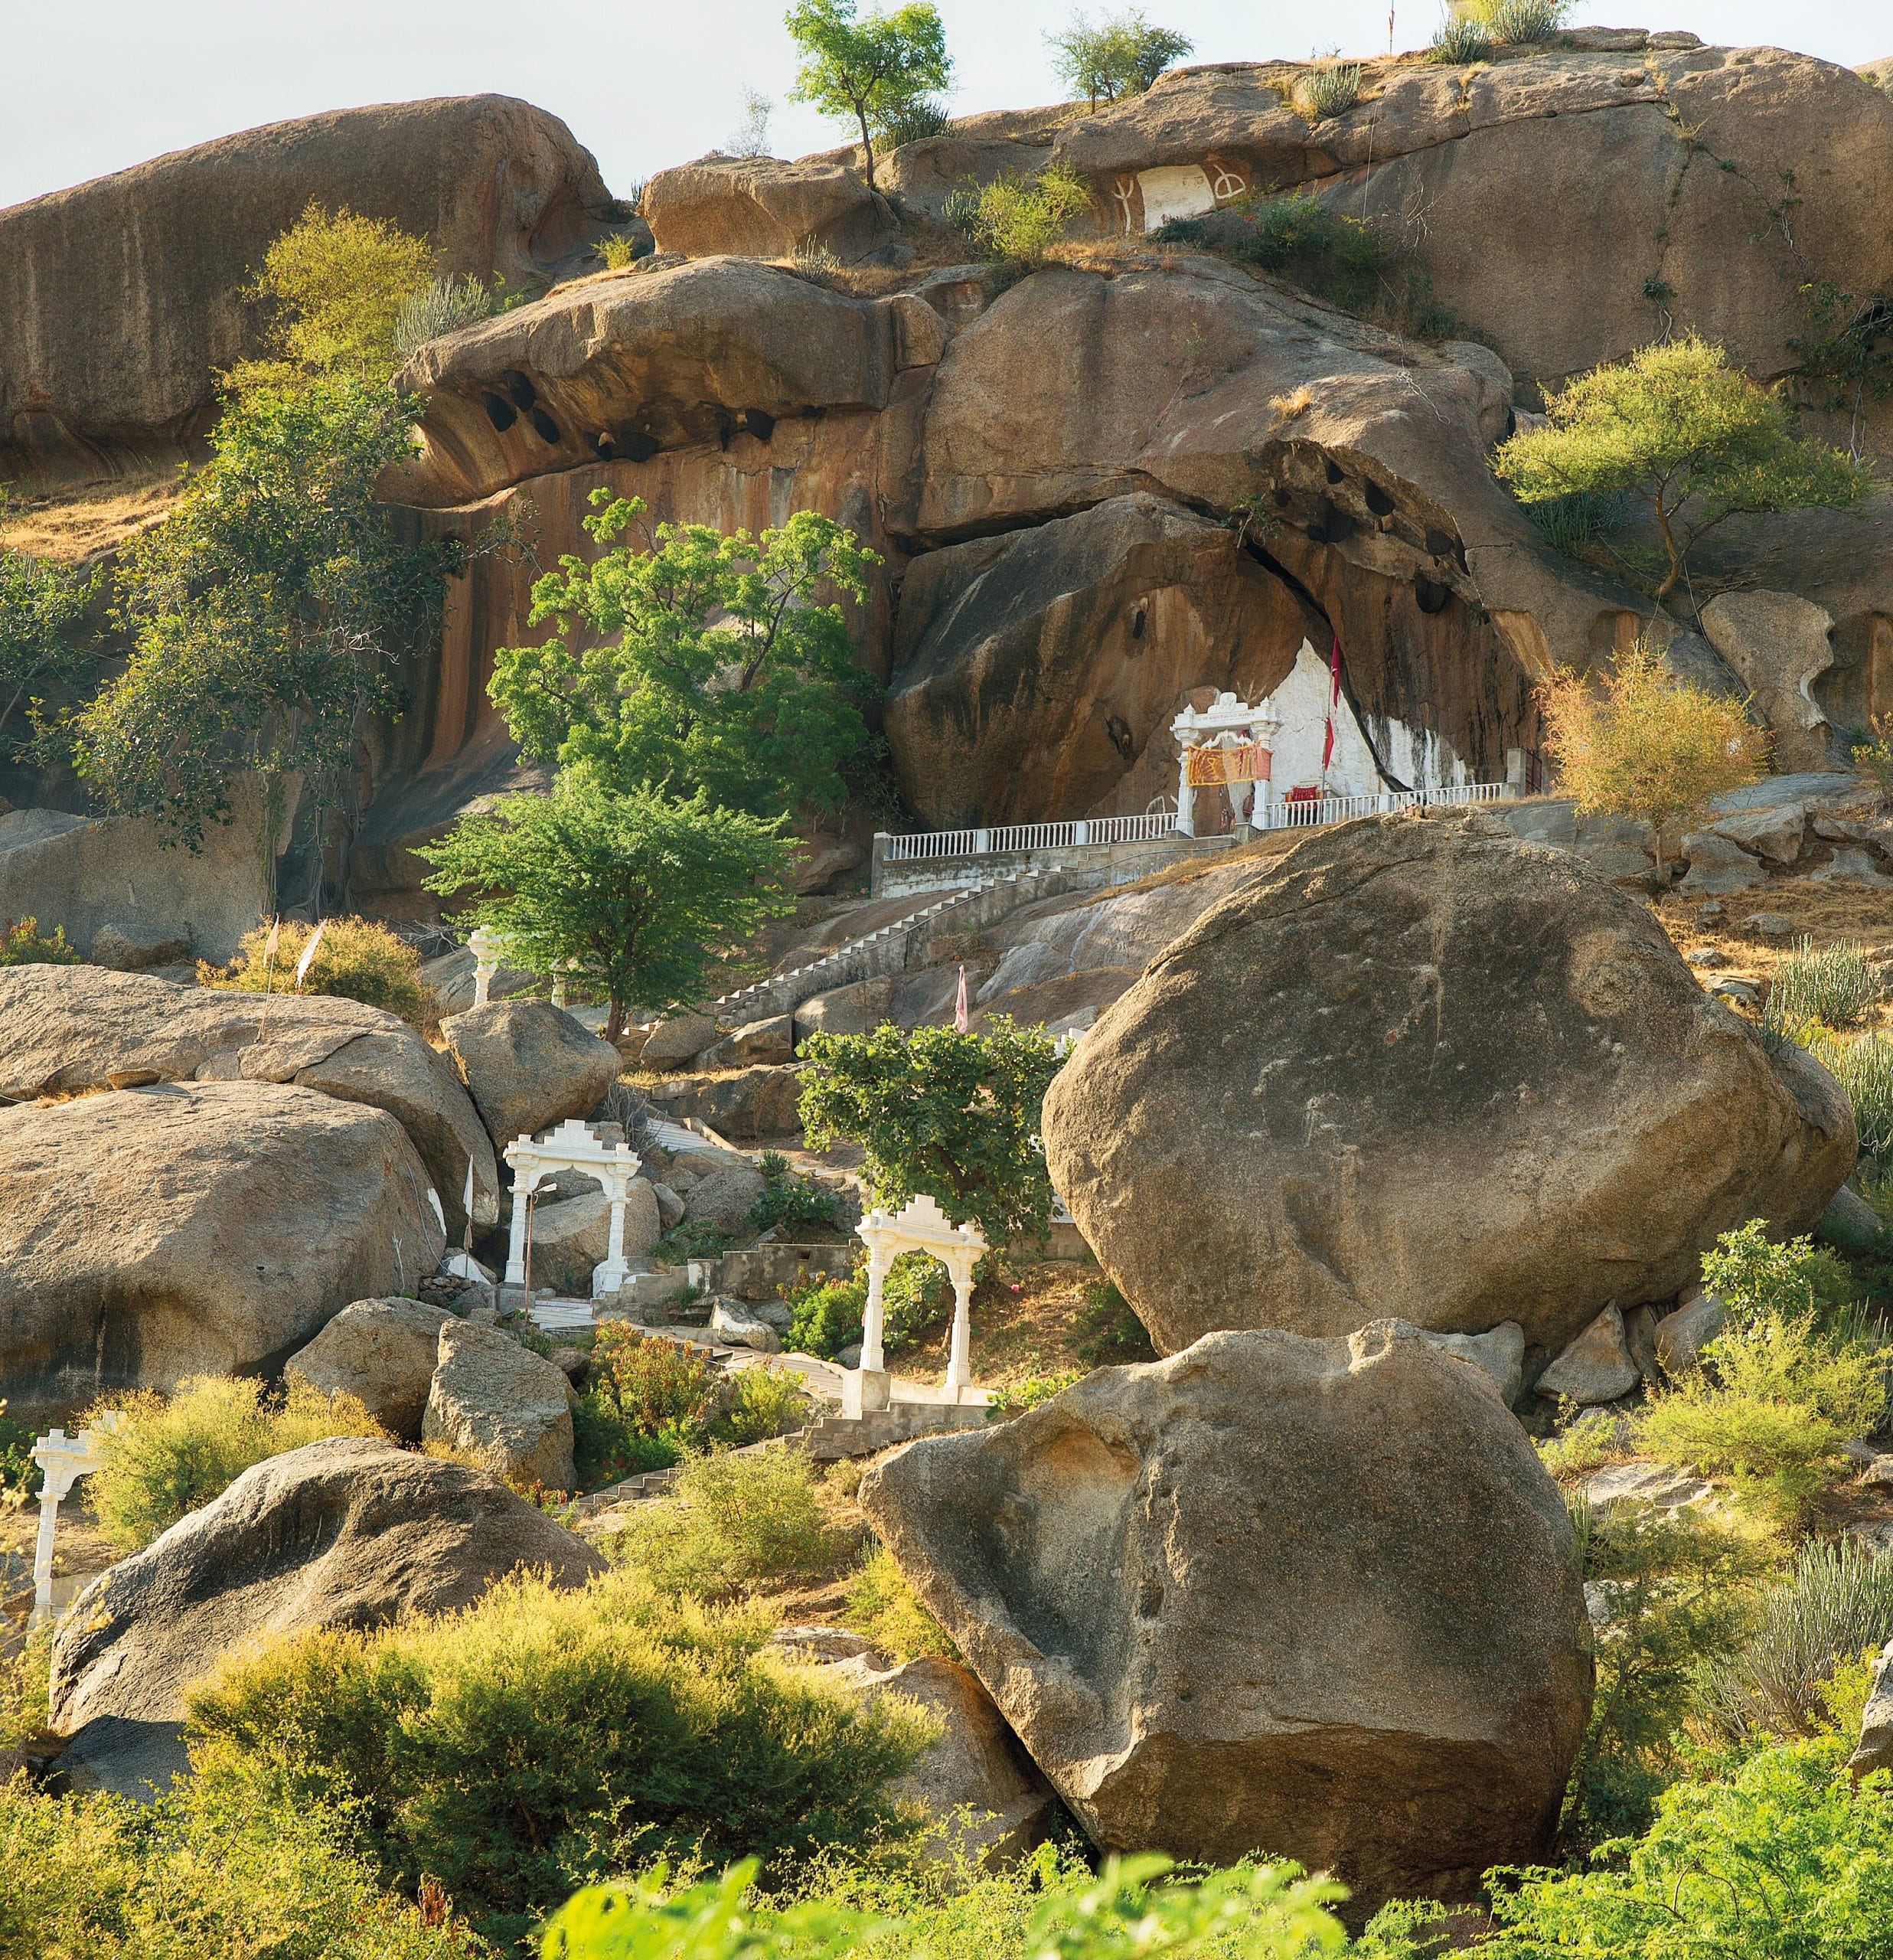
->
[1321,635,1343,772]
[954,963,970,1033]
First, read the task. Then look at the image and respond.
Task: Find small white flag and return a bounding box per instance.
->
[954,962,970,1033]
[262,917,280,991]
[293,918,328,992]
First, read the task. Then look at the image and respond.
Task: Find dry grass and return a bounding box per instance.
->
[898,1258,1107,1390]
[1,475,183,564]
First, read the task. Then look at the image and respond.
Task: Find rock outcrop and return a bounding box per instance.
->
[284,1297,455,1439]
[48,1436,602,1796]
[423,1318,578,1489]
[439,998,622,1149]
[643,155,896,263]
[0,965,497,1237]
[1044,811,1855,1357]
[643,1064,802,1141]
[861,1323,1592,1918]
[2,95,618,482]
[0,1083,446,1410]
[1849,1639,1893,1779]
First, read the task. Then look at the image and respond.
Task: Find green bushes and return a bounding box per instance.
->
[612,1446,844,1599]
[1811,1031,1893,1159]
[1700,1221,1862,1328]
[540,1850,1350,1960]
[84,1374,387,1551]
[843,1545,955,1661]
[596,232,643,270]
[0,915,80,965]
[946,166,1094,268]
[874,97,952,148]
[785,1252,946,1359]
[1771,936,1880,1031]
[1481,1736,1893,1959]
[189,1563,932,1947]
[1695,1537,1893,1743]
[1426,16,1492,61]
[1480,0,1571,44]
[1072,1279,1156,1366]
[0,1753,473,1960]
[750,1152,843,1237]
[201,915,432,1029]
[391,275,498,358]
[1165,193,1390,318]
[1297,63,1363,122]
[787,1272,867,1359]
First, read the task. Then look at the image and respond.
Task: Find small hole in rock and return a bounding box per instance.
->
[481,393,517,432]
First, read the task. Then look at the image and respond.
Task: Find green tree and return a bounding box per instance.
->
[1048,10,1193,107]
[797,1018,1064,1249]
[0,518,100,760]
[416,775,796,1042]
[1536,641,1769,883]
[1494,334,1869,603]
[68,378,453,908]
[488,490,881,821]
[227,201,436,394]
[785,0,953,188]
[955,165,1095,268]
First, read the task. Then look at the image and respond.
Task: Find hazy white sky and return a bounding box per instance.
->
[5,2,1889,211]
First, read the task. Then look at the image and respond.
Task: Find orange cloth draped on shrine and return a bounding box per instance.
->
[1184,742,1270,787]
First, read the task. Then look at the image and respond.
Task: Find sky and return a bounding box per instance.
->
[4,1,1890,212]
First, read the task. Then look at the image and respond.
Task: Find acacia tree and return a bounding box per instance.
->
[1495,334,1869,604]
[797,1018,1064,1250]
[1049,10,1193,107]
[489,491,882,820]
[70,379,453,907]
[786,0,952,188]
[416,776,796,1042]
[1537,642,1770,884]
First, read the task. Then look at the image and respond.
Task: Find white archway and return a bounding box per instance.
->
[844,1194,987,1416]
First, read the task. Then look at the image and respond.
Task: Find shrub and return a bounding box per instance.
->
[843,1544,955,1661]
[1700,1221,1863,1330]
[0,914,80,965]
[1481,1734,1893,1959]
[189,1564,933,1946]
[991,1369,1088,1412]
[541,1851,1350,1960]
[391,274,497,358]
[874,96,952,148]
[1073,1279,1157,1366]
[84,1374,386,1551]
[1694,1536,1893,1744]
[958,165,1095,268]
[1426,15,1492,61]
[1297,63,1363,122]
[575,1326,723,1484]
[1481,0,1571,44]
[201,915,432,1028]
[0,1399,35,1501]
[0,1751,475,1960]
[1855,714,1893,800]
[750,1152,843,1237]
[1565,1502,1771,1841]
[1634,1311,1888,1525]
[1771,936,1879,1031]
[596,231,643,270]
[1810,1030,1893,1160]
[613,1446,843,1599]
[719,1367,807,1449]
[787,1272,867,1358]
[1216,193,1389,315]
[1049,12,1193,107]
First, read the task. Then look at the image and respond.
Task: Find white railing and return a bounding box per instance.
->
[880,781,1510,864]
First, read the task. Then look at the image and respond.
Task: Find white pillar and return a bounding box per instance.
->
[861,1250,888,1373]
[551,972,569,1009]
[1175,751,1195,837]
[594,1171,630,1296]
[504,1159,536,1285]
[32,1486,60,1624]
[945,1260,975,1399]
[468,926,502,1009]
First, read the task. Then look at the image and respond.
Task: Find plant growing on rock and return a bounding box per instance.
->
[200,913,432,1026]
[1426,15,1492,62]
[785,0,953,188]
[1297,62,1363,122]
[0,915,80,965]
[419,775,795,1043]
[1534,641,1769,883]
[797,1017,1064,1250]
[0,516,100,762]
[1478,0,1570,43]
[1048,10,1193,107]
[948,165,1093,270]
[1493,334,1870,603]
[390,273,498,358]
[489,491,883,822]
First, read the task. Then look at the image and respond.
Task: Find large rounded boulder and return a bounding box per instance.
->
[860,1322,1592,1919]
[1043,809,1855,1357]
[0,1081,447,1410]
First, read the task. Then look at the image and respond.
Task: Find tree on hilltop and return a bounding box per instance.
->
[785,0,952,188]
[1494,334,1869,606]
[1049,10,1193,108]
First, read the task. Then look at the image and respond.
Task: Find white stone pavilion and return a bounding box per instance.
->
[844,1193,987,1416]
[502,1118,643,1298]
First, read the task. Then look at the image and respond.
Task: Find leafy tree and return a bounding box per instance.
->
[1049,10,1193,107]
[416,775,795,1042]
[226,201,435,394]
[797,1018,1065,1249]
[954,165,1095,268]
[0,519,100,760]
[1536,641,1769,883]
[1789,279,1893,457]
[68,378,453,908]
[1494,334,1869,603]
[488,490,882,820]
[785,0,953,188]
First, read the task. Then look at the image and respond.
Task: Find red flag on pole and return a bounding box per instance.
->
[954,963,970,1033]
[1321,635,1343,772]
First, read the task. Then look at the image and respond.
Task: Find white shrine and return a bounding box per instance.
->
[502,1118,643,1299]
[1170,691,1281,837]
[844,1194,987,1417]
